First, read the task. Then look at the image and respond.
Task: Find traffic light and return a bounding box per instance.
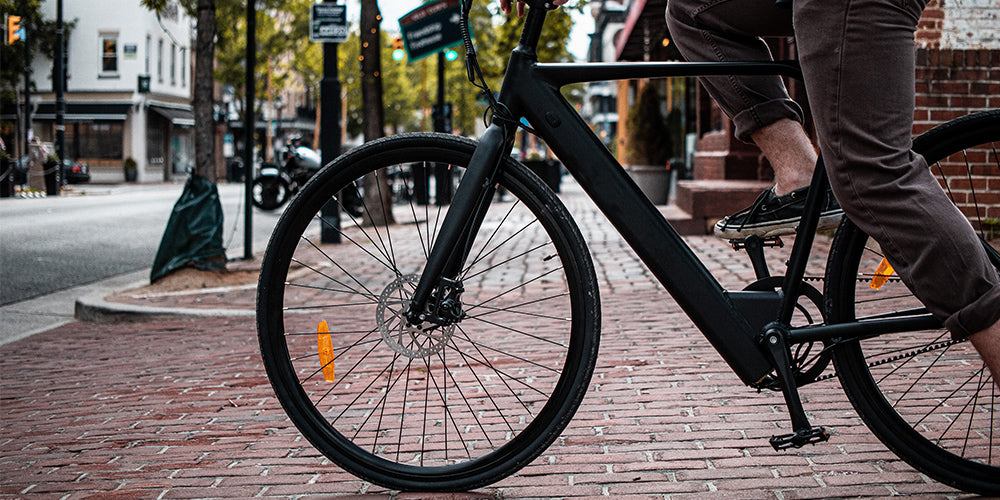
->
[392,37,405,61]
[6,15,23,44]
[444,49,459,62]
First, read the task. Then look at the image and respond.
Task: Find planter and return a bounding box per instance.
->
[0,157,13,198]
[123,157,138,183]
[43,159,61,195]
[626,164,672,205]
[523,159,562,193]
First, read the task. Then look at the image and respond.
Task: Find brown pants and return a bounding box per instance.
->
[667,0,1000,337]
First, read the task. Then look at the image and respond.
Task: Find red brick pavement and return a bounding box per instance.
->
[1,184,968,499]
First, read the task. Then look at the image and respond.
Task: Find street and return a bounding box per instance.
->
[0,182,282,305]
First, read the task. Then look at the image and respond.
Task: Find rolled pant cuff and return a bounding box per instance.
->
[731,98,804,142]
[944,285,1000,340]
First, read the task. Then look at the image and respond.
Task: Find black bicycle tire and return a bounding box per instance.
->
[257,133,601,491]
[251,176,290,210]
[826,110,1000,495]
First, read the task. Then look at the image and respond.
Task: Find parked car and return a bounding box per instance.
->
[61,158,90,184]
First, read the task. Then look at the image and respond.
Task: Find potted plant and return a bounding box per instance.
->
[123,157,138,182]
[625,82,673,204]
[522,149,562,193]
[43,154,61,195]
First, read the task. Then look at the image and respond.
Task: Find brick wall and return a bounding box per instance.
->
[917,0,1000,49]
[913,47,1000,229]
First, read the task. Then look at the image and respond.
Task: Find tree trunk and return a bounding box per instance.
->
[194,0,217,182]
[360,0,395,226]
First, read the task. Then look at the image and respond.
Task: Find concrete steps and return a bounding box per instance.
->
[659,179,772,235]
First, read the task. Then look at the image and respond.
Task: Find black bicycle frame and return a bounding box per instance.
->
[407,6,941,387]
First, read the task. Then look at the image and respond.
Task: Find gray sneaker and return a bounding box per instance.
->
[713,186,844,239]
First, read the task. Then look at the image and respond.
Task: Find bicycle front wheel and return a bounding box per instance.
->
[257,133,600,491]
[826,110,1000,495]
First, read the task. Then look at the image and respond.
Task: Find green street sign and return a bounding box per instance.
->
[398,0,467,62]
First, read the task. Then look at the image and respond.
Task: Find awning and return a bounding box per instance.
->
[34,102,132,121]
[614,0,675,62]
[149,105,195,127]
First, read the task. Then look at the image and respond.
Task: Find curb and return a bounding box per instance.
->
[74,289,255,323]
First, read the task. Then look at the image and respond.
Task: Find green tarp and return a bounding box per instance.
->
[150,175,226,282]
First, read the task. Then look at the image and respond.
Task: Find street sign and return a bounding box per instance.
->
[398,0,466,62]
[310,4,348,43]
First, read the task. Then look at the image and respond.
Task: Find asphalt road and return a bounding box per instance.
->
[0,182,283,306]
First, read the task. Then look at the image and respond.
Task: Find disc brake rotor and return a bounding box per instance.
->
[375,274,455,359]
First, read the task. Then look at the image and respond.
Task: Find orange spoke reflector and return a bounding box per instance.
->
[317,321,335,382]
[870,258,895,290]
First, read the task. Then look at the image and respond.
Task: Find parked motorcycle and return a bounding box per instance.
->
[251,138,362,215]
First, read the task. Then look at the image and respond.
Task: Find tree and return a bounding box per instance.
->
[1,0,71,153]
[142,0,217,181]
[448,2,579,135]
[143,0,227,280]
[213,0,309,119]
[359,0,394,226]
[626,82,670,166]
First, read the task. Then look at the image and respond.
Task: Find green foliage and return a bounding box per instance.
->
[151,1,581,140]
[626,83,671,166]
[1,0,74,120]
[213,0,310,103]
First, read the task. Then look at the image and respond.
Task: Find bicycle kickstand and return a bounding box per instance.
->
[730,235,783,280]
[760,323,830,450]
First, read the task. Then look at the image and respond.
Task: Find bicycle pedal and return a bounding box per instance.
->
[730,235,784,251]
[769,427,830,450]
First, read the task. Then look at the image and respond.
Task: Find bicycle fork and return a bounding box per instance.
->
[405,124,512,327]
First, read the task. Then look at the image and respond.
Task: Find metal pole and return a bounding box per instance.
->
[23,24,30,165]
[319,0,342,244]
[434,51,451,204]
[243,0,256,260]
[55,0,65,191]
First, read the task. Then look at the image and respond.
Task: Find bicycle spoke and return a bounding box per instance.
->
[454,324,547,414]
[314,212,396,275]
[465,292,572,322]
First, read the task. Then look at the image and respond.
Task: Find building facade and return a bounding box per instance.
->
[30,0,194,183]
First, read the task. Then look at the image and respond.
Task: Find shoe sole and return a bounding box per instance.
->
[713,211,845,240]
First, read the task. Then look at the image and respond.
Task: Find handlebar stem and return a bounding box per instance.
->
[517,4,548,54]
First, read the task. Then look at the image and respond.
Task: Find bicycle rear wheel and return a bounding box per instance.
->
[257,133,600,491]
[826,110,1000,495]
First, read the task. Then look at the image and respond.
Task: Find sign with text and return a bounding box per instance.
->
[398,0,466,62]
[310,4,348,43]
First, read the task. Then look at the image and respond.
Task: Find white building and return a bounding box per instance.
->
[30,0,194,183]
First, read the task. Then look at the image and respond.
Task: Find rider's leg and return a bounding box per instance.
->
[793,0,1000,371]
[666,0,801,144]
[970,320,1000,389]
[667,0,842,239]
[749,118,815,196]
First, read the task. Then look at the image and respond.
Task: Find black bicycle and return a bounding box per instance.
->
[257,0,999,494]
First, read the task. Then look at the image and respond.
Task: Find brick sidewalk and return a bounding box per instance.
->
[1,184,967,499]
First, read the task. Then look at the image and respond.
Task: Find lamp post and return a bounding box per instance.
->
[319,0,342,244]
[243,0,256,260]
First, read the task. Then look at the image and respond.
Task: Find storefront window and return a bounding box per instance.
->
[76,122,124,159]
